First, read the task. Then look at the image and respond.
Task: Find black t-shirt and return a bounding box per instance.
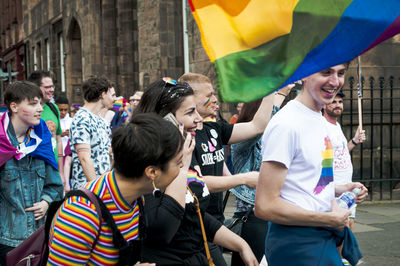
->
[192,121,234,222]
[142,169,222,265]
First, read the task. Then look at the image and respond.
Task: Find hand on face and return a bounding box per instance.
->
[181,133,196,169]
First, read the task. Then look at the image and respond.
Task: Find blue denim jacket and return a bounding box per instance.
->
[0,126,63,247]
[230,136,262,205]
[230,105,280,206]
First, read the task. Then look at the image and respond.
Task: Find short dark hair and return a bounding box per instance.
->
[112,113,184,178]
[4,81,43,111]
[28,70,53,87]
[55,95,69,105]
[135,79,193,117]
[81,77,112,102]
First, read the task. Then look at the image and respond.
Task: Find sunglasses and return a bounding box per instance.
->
[159,77,192,109]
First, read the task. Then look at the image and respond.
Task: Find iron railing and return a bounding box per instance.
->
[340,76,400,201]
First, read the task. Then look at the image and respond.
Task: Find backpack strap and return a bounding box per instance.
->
[45,189,103,245]
[45,102,60,119]
[45,189,139,265]
[79,188,103,247]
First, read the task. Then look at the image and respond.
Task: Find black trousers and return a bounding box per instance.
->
[231,210,268,266]
[0,244,14,266]
[209,242,228,266]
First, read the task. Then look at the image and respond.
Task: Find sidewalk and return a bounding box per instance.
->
[223,194,400,265]
[353,202,400,265]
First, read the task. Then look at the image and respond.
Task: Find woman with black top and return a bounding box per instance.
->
[135,78,258,266]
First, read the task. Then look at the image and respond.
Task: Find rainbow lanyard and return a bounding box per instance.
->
[20,128,32,147]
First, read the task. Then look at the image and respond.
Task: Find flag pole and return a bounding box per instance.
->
[357,56,363,142]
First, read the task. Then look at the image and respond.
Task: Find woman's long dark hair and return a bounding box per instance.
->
[135,79,194,117]
[236,99,263,123]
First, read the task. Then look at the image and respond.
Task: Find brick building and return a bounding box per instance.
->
[0,0,25,82]
[19,0,191,104]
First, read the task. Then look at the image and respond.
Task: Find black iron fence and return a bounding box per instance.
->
[340,76,400,201]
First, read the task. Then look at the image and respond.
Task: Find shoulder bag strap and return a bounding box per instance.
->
[45,102,60,119]
[241,207,253,222]
[79,188,103,247]
[222,190,230,212]
[187,186,215,266]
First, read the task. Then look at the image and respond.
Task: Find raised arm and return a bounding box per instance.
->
[228,84,294,144]
[164,134,195,207]
[228,94,274,144]
[347,125,366,152]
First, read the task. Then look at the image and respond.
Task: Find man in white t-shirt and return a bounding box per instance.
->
[323,91,366,231]
[255,63,368,265]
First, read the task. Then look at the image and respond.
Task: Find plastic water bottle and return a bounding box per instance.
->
[336,188,361,210]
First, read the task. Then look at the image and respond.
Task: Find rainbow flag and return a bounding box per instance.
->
[113,97,129,112]
[189,0,400,102]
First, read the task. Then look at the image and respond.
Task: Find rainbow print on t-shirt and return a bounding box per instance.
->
[314,136,334,194]
[187,169,205,187]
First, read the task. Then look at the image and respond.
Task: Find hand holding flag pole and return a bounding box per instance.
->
[357,56,363,143]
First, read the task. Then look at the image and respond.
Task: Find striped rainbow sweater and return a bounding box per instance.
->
[47,170,139,265]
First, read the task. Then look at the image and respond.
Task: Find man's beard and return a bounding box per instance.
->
[326,107,343,117]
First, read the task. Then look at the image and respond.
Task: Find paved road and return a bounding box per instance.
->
[223,194,400,265]
[353,202,400,265]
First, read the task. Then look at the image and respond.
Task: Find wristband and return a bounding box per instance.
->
[351,139,358,145]
[276,92,287,97]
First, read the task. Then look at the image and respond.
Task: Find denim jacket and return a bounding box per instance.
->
[230,136,262,206]
[230,105,280,206]
[0,125,63,247]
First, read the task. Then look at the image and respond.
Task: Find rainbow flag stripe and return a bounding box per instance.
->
[113,97,129,112]
[189,0,400,102]
[314,136,334,195]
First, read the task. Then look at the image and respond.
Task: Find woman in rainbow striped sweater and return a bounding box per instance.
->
[47,113,187,265]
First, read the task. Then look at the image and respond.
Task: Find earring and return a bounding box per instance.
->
[152,180,162,198]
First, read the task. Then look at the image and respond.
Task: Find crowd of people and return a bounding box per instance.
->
[0,63,368,266]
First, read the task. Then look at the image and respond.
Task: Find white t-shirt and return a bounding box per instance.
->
[60,114,72,155]
[262,100,335,213]
[325,121,353,184]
